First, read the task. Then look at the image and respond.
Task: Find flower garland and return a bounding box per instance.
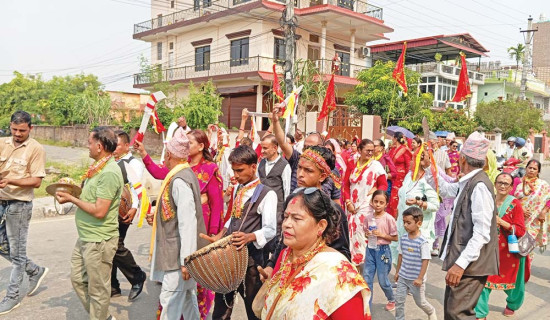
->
[268,240,326,295]
[80,154,112,182]
[115,152,129,162]
[231,179,261,219]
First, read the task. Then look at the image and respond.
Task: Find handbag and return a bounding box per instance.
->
[517,232,536,256]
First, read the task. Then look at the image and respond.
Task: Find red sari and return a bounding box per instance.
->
[388,145,412,219]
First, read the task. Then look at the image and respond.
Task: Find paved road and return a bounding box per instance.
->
[2,144,550,319]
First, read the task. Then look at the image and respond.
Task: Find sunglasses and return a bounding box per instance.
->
[293,187,329,212]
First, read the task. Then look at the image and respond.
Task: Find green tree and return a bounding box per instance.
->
[430,108,477,137]
[181,80,223,130]
[474,99,543,138]
[345,61,433,133]
[507,43,525,84]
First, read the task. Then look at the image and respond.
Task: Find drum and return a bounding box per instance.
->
[184,235,248,294]
[119,184,132,218]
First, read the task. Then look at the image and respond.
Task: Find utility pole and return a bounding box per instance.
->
[519,15,538,100]
[283,0,296,127]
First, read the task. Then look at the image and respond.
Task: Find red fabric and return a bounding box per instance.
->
[486,199,526,286]
[318,73,336,121]
[327,292,365,320]
[272,64,284,103]
[255,144,262,160]
[451,53,472,102]
[388,145,412,219]
[142,154,169,180]
[392,42,408,95]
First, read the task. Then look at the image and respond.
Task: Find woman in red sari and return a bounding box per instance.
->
[388,132,412,219]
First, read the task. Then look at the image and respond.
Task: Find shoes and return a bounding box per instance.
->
[431,248,439,256]
[503,306,515,317]
[385,301,396,312]
[0,243,8,255]
[27,267,49,296]
[0,297,20,315]
[428,312,438,320]
[107,315,116,320]
[111,287,121,297]
[128,273,146,302]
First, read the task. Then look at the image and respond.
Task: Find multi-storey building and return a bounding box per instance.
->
[370,34,488,114]
[533,14,550,85]
[132,0,393,130]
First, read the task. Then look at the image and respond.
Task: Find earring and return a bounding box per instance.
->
[317,231,322,237]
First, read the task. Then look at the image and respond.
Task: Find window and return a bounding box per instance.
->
[309,34,319,43]
[195,46,210,71]
[157,42,162,61]
[157,14,163,27]
[338,0,354,10]
[308,45,320,61]
[171,0,175,8]
[274,38,285,63]
[336,51,350,76]
[230,38,249,66]
[193,0,210,10]
[169,42,174,50]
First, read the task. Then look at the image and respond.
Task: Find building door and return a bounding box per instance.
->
[328,105,362,141]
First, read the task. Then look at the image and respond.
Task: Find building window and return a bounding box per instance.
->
[157,42,162,61]
[338,0,354,10]
[336,51,350,76]
[309,34,319,43]
[274,38,285,64]
[171,0,175,8]
[194,0,211,9]
[195,46,210,71]
[169,42,174,50]
[230,38,249,66]
[157,14,163,27]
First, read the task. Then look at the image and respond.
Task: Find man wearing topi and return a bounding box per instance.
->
[0,111,48,315]
[56,126,123,320]
[146,127,209,319]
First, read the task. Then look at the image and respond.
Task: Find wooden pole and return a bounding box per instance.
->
[384,81,398,139]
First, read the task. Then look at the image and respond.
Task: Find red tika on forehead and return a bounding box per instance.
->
[290,197,300,205]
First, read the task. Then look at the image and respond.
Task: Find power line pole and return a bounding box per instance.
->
[283,0,296,127]
[519,15,537,100]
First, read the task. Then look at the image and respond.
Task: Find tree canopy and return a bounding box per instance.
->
[474,99,543,138]
[344,60,433,133]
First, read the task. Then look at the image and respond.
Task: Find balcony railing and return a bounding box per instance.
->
[134,56,367,86]
[408,62,485,83]
[134,0,383,35]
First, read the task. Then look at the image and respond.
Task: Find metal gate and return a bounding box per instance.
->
[328,105,362,141]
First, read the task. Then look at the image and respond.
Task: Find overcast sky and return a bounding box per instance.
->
[0,0,547,92]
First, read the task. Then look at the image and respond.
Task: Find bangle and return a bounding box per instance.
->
[267,130,272,134]
[239,128,244,131]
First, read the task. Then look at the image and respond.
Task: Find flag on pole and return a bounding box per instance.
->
[317,73,336,121]
[451,52,472,102]
[250,116,260,144]
[131,91,167,144]
[133,182,151,228]
[272,64,284,103]
[392,42,408,96]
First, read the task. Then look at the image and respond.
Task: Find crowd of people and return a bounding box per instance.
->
[0,107,548,320]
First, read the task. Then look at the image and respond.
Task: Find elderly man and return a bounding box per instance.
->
[422,131,499,320]
[146,127,208,319]
[0,111,48,315]
[430,132,452,176]
[57,127,123,320]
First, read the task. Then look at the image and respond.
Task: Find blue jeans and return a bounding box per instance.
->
[363,244,395,305]
[0,201,40,299]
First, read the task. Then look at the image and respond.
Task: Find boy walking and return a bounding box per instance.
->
[395,207,437,320]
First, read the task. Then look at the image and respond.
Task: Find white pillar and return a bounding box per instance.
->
[321,21,327,71]
[350,29,356,66]
[256,84,263,129]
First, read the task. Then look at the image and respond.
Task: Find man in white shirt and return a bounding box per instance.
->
[504,137,516,159]
[258,134,291,244]
[422,131,499,320]
[112,130,147,301]
[430,132,452,176]
[205,145,277,320]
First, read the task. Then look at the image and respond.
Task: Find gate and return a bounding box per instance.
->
[328,105,362,141]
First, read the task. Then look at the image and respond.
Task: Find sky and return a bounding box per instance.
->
[0,0,547,92]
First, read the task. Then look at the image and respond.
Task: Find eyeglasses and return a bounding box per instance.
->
[495,181,511,187]
[364,149,375,153]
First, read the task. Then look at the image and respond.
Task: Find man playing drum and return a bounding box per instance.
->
[204,145,277,320]
[146,128,209,320]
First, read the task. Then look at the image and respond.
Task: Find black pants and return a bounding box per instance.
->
[212,264,262,320]
[444,275,487,320]
[111,222,145,289]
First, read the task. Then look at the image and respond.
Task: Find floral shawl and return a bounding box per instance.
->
[515,178,550,246]
[262,250,371,320]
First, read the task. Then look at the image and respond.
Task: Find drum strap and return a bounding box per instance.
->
[237,184,264,233]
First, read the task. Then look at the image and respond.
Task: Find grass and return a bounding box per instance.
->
[35,160,88,198]
[35,138,74,148]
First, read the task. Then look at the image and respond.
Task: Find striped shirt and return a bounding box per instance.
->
[434,148,451,170]
[398,234,431,280]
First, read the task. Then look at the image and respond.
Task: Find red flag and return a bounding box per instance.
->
[151,109,166,134]
[451,52,472,102]
[392,42,408,96]
[317,73,336,121]
[272,64,284,103]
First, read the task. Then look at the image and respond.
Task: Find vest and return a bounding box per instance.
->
[441,170,499,276]
[154,168,209,271]
[228,183,272,267]
[258,157,288,233]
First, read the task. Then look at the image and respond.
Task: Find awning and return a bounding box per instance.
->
[438,39,488,57]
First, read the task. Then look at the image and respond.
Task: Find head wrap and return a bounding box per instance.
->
[167,127,190,159]
[300,148,342,188]
[461,131,490,161]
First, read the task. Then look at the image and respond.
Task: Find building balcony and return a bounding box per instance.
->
[408,62,485,85]
[133,56,367,87]
[133,0,384,39]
